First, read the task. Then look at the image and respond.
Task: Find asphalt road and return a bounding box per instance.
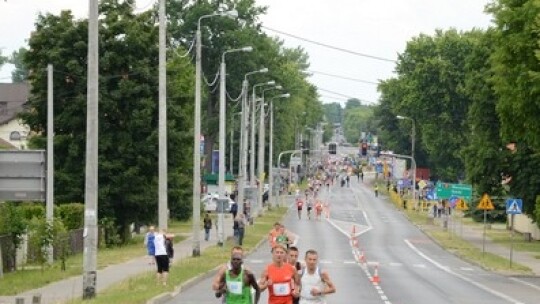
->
[165,177,540,304]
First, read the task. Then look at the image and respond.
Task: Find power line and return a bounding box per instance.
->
[263,26,396,63]
[317,88,375,104]
[308,70,379,85]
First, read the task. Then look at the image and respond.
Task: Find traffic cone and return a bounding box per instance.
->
[359,249,366,264]
[371,265,380,284]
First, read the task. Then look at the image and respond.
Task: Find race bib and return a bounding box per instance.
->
[272,282,291,296]
[227,281,243,295]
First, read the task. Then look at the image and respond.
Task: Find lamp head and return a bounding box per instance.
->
[223,9,239,19]
[281,93,290,98]
[275,85,283,90]
[242,46,253,52]
[267,80,276,85]
[396,115,406,119]
[259,68,269,73]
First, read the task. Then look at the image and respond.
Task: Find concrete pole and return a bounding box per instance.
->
[191,24,202,257]
[82,0,99,298]
[268,100,274,207]
[250,91,256,187]
[46,64,54,265]
[257,94,265,216]
[158,0,168,230]
[237,80,248,213]
[218,59,226,246]
[230,118,234,176]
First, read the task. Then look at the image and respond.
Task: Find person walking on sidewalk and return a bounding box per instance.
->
[215,250,261,304]
[204,212,212,241]
[153,228,170,286]
[374,185,379,197]
[144,225,156,265]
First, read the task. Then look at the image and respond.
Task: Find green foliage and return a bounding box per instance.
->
[342,104,376,144]
[55,203,84,230]
[10,47,29,83]
[27,217,66,269]
[535,196,540,228]
[323,102,342,124]
[0,203,26,250]
[99,217,122,248]
[18,203,45,220]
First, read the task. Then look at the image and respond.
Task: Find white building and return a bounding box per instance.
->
[0,83,30,149]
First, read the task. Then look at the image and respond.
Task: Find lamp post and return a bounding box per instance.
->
[269,93,290,207]
[396,115,417,206]
[238,69,268,215]
[250,81,275,187]
[230,111,243,176]
[218,46,252,246]
[192,9,238,257]
[257,85,282,215]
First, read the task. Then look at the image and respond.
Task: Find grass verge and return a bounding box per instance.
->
[404,210,532,275]
[66,206,290,304]
[0,235,185,296]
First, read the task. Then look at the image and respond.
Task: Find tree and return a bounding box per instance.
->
[10,47,29,83]
[323,102,342,125]
[20,0,195,242]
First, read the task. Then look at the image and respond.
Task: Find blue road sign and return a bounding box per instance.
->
[505,198,523,215]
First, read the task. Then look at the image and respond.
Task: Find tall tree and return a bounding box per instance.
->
[10,47,29,83]
[20,0,195,241]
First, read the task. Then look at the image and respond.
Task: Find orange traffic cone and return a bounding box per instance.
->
[371,265,380,284]
[359,249,366,264]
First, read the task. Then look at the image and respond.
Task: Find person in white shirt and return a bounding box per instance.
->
[299,249,336,304]
[153,229,170,286]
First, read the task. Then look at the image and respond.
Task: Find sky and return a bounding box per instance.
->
[0,0,494,105]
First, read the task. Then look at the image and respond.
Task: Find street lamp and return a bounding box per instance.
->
[396,115,417,206]
[269,93,290,207]
[238,68,268,215]
[250,81,275,187]
[258,85,282,215]
[218,46,252,246]
[230,111,243,176]
[192,9,238,257]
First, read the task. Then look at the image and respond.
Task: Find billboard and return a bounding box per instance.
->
[0,150,46,201]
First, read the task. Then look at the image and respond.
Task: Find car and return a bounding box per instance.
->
[201,196,235,213]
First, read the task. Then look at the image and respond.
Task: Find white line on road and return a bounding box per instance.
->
[509,277,540,292]
[405,239,525,304]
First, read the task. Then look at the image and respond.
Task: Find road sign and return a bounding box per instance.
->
[505,199,523,215]
[477,194,495,210]
[436,182,472,201]
[455,198,469,211]
[0,150,46,201]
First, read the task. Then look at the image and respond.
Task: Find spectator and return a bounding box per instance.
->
[153,229,170,286]
[203,212,212,241]
[143,225,155,265]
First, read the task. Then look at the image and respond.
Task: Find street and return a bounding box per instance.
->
[165,177,540,304]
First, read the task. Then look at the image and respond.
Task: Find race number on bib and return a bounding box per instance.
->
[272,282,291,296]
[227,281,243,295]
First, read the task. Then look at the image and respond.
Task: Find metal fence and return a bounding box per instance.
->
[0,228,84,273]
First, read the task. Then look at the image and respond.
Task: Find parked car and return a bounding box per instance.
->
[202,196,235,213]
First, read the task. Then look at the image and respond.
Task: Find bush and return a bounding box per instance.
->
[55,203,84,230]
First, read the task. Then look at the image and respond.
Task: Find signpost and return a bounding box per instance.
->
[506,198,523,268]
[477,193,494,257]
[436,182,472,201]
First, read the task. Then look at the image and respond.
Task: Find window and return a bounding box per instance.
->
[0,102,7,116]
[10,131,21,141]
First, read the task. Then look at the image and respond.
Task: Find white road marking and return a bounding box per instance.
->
[509,277,540,292]
[388,262,403,267]
[460,267,475,271]
[405,239,525,304]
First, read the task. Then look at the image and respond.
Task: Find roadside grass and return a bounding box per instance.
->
[404,210,533,274]
[0,234,185,296]
[66,206,289,304]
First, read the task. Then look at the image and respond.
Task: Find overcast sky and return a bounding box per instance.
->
[0,0,494,105]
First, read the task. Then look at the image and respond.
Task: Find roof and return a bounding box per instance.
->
[0,83,29,125]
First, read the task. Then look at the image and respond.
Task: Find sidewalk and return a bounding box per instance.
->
[0,216,234,304]
[426,216,540,276]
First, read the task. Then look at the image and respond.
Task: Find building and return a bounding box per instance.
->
[0,83,30,149]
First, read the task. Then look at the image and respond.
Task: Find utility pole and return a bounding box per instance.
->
[46,64,54,264]
[82,0,99,299]
[158,0,168,230]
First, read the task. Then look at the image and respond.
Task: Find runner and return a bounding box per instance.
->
[215,250,261,304]
[299,249,336,304]
[306,199,313,220]
[259,244,301,304]
[212,246,249,292]
[314,201,323,221]
[268,222,282,249]
[296,197,304,220]
[287,246,303,304]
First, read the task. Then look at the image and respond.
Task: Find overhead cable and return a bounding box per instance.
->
[263,26,396,63]
[308,70,379,85]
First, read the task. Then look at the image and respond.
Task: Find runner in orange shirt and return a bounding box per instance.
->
[259,244,301,304]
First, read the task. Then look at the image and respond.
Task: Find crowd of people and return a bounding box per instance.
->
[212,221,336,304]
